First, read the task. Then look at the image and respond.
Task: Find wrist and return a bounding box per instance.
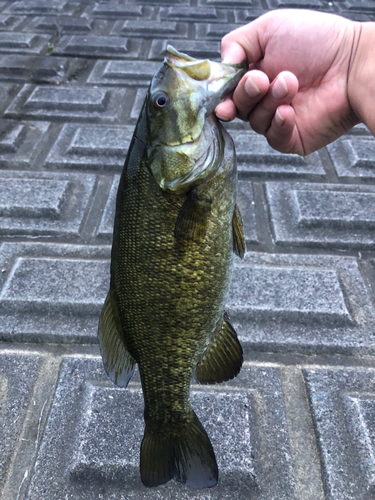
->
[348,22,375,135]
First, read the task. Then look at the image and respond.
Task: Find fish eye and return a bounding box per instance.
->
[153,92,169,110]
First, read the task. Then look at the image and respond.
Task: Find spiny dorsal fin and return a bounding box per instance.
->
[98,288,136,387]
[196,312,243,384]
[174,190,211,242]
[233,204,246,259]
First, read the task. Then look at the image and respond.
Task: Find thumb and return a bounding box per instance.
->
[221,21,264,64]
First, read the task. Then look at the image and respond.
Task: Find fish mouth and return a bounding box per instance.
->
[160,116,223,193]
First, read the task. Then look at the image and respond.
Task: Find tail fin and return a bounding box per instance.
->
[140,411,218,489]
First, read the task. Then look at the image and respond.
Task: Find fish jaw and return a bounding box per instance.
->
[147,47,247,193]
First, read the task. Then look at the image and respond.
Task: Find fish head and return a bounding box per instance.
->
[145,46,247,192]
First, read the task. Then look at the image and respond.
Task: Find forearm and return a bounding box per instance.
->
[348,22,375,135]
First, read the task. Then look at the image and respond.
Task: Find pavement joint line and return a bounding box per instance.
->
[280,365,325,500]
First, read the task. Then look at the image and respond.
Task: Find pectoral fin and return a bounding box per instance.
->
[196,313,243,384]
[98,288,136,387]
[174,190,211,242]
[233,204,246,259]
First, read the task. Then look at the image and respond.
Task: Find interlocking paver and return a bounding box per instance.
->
[231,129,325,177]
[0,353,40,491]
[3,0,77,15]
[0,54,70,84]
[0,170,95,235]
[111,19,188,38]
[52,35,143,59]
[266,182,375,248]
[327,135,375,178]
[0,14,25,30]
[0,120,49,168]
[44,123,134,171]
[228,252,375,355]
[5,84,128,122]
[25,357,296,500]
[0,243,110,343]
[149,39,221,60]
[0,32,51,54]
[159,6,228,22]
[87,59,160,86]
[25,16,98,35]
[304,368,375,499]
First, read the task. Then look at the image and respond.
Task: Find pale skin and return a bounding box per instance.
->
[215,10,375,156]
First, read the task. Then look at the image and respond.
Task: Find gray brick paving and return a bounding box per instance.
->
[1,1,375,499]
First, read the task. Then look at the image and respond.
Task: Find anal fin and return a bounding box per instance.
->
[233,204,246,259]
[98,287,136,387]
[174,190,211,242]
[196,312,243,384]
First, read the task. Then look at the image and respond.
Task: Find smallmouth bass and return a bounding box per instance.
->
[98,46,247,489]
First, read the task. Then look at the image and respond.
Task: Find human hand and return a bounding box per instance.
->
[215,10,362,155]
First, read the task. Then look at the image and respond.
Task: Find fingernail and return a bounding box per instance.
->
[215,106,229,121]
[275,108,285,127]
[245,76,260,97]
[271,76,288,100]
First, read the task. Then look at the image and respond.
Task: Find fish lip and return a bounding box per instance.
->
[159,134,201,148]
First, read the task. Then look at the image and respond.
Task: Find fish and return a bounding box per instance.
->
[98,45,247,490]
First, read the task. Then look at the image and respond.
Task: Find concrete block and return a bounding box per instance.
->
[339,0,375,11]
[53,35,142,59]
[97,175,120,239]
[44,123,133,172]
[0,14,25,30]
[0,243,110,343]
[111,19,188,38]
[231,130,325,177]
[266,182,375,248]
[87,59,160,87]
[82,3,154,19]
[3,0,77,15]
[26,15,96,34]
[130,88,147,121]
[0,353,40,492]
[304,368,375,499]
[0,170,95,236]
[228,252,375,355]
[0,32,50,54]
[195,23,239,40]
[267,0,326,7]
[159,6,228,22]
[25,357,296,499]
[234,9,272,22]
[149,39,221,61]
[327,136,375,179]
[199,0,261,5]
[0,55,69,84]
[237,181,258,244]
[5,84,127,122]
[0,120,49,168]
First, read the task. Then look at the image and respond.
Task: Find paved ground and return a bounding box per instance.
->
[0,0,375,499]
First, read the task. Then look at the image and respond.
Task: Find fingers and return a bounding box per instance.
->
[233,70,270,121]
[265,104,301,154]
[215,70,269,121]
[248,71,299,135]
